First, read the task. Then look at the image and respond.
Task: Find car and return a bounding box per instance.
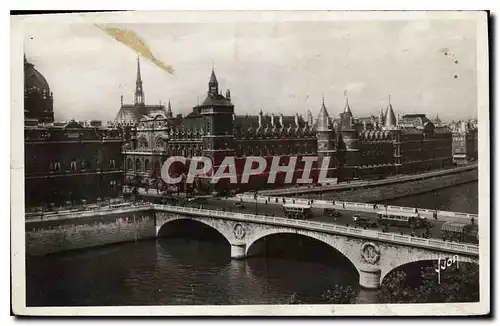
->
[323,208,341,218]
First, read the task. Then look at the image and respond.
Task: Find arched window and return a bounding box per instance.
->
[145,159,152,172]
[139,138,149,148]
[127,158,133,171]
[135,159,142,171]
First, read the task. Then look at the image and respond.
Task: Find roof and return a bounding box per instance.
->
[201,93,233,107]
[283,203,311,209]
[316,99,331,132]
[24,58,50,92]
[441,222,468,233]
[209,68,218,84]
[384,103,397,128]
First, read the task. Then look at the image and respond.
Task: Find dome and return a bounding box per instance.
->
[24,56,54,123]
[24,57,50,93]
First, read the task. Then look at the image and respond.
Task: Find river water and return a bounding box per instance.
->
[26,181,478,306]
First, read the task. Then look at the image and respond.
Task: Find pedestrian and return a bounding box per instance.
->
[275,198,278,204]
[342,203,345,209]
[265,199,268,204]
[471,216,475,225]
[293,199,295,204]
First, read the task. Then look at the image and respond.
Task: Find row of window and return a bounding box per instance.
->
[45,159,117,173]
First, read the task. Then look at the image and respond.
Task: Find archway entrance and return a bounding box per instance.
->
[246,233,360,304]
[156,219,231,263]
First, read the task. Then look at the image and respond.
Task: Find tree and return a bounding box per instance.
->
[378,263,479,303]
[320,285,357,304]
[288,292,302,304]
[287,285,357,305]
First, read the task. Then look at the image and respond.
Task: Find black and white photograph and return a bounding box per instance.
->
[10,10,490,316]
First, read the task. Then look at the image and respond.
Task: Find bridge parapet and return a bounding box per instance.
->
[234,194,479,221]
[152,204,479,257]
[25,204,153,223]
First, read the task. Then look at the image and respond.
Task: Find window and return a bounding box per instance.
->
[70,159,77,172]
[109,159,116,169]
[127,158,133,171]
[145,159,152,172]
[136,159,142,171]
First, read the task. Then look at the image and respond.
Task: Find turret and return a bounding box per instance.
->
[384,95,397,130]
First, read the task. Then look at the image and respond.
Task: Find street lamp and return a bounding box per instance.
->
[254,191,258,215]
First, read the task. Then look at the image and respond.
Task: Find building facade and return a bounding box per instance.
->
[24,57,128,208]
[450,120,479,164]
[120,66,455,193]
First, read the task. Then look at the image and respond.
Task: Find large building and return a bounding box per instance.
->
[24,56,128,208]
[120,65,455,193]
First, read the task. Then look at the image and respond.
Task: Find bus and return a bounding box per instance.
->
[376,210,431,229]
[283,203,312,220]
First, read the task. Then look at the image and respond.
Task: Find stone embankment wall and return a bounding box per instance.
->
[301,170,478,203]
[26,210,156,256]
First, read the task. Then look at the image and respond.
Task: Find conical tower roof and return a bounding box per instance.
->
[316,97,331,132]
[384,96,397,128]
[343,90,352,115]
[209,67,218,84]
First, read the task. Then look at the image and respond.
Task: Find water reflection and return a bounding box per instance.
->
[27,238,362,306]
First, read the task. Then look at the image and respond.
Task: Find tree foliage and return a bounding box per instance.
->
[378,262,479,303]
[287,285,357,304]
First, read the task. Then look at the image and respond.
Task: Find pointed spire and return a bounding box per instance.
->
[167,100,172,118]
[316,97,331,132]
[136,56,142,83]
[134,56,144,105]
[384,94,396,128]
[343,90,352,114]
[208,65,218,96]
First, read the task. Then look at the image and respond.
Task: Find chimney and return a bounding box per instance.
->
[279,113,284,129]
[271,113,275,127]
[225,89,231,100]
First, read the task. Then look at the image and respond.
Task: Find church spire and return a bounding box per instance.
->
[135,56,144,105]
[167,100,172,118]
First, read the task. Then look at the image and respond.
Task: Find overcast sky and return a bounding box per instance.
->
[22,16,479,122]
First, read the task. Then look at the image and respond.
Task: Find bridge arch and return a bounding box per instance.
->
[156,216,233,246]
[245,228,361,276]
[379,250,479,283]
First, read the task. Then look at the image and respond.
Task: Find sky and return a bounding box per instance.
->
[22,14,479,122]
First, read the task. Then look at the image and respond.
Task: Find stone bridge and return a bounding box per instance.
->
[153,204,479,289]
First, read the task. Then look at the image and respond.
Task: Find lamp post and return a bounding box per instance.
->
[254,191,258,215]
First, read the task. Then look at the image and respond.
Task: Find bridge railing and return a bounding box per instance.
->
[25,203,153,222]
[153,204,479,256]
[234,194,478,221]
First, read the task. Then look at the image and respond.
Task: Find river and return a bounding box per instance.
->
[26,181,478,306]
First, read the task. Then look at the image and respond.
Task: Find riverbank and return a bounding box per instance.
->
[296,169,478,203]
[25,209,156,256]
